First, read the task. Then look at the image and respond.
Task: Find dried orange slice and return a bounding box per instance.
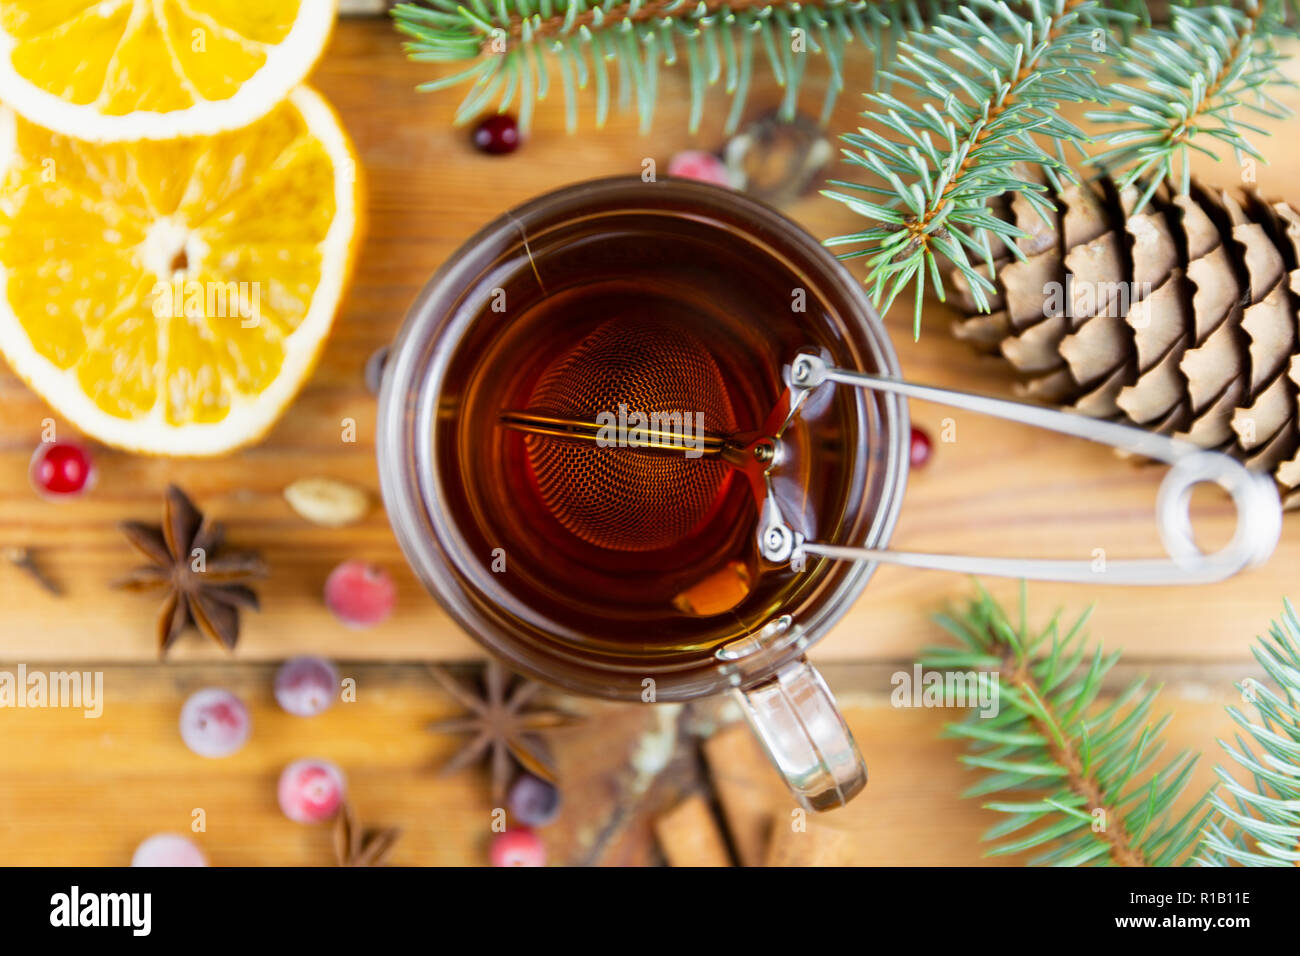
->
[0,0,336,141]
[0,85,362,455]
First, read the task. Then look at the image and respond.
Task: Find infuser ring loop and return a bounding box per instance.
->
[1154,450,1282,578]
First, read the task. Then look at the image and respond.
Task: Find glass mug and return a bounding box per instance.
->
[376,176,1277,812]
[377,176,904,810]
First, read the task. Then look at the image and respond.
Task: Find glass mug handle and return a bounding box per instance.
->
[734,658,866,812]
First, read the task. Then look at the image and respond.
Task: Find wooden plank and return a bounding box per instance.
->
[700,678,1247,867]
[0,662,688,866]
[703,722,780,866]
[654,794,733,867]
[1,20,1298,664]
[0,661,1252,865]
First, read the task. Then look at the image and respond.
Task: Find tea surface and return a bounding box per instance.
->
[435,212,870,658]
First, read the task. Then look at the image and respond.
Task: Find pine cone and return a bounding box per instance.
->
[950,173,1300,507]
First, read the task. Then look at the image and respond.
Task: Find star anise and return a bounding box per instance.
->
[428,660,582,805]
[112,485,266,656]
[333,802,401,867]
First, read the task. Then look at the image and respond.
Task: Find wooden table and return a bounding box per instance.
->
[0,16,1296,865]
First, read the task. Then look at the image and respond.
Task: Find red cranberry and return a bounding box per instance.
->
[275,656,340,717]
[667,150,733,188]
[472,114,520,155]
[179,688,251,758]
[324,560,396,629]
[30,441,95,497]
[909,425,933,469]
[131,833,207,867]
[278,759,346,823]
[490,829,546,867]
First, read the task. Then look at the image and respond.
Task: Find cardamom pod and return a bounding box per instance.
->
[284,478,370,528]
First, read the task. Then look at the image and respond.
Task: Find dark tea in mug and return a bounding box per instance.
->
[379,177,907,703]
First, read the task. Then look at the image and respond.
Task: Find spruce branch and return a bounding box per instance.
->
[822,0,1109,337]
[923,583,1210,866]
[1200,600,1300,866]
[1086,0,1296,211]
[392,0,951,134]
[824,0,1295,330]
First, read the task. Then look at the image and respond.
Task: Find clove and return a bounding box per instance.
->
[4,546,62,596]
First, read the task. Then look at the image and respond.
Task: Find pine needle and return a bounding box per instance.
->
[1085,0,1295,211]
[395,0,1297,332]
[392,0,961,134]
[923,583,1208,866]
[1200,600,1300,866]
[824,0,1106,338]
[823,0,1294,330]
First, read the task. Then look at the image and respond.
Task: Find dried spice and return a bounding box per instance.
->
[283,477,370,528]
[113,485,266,656]
[428,660,581,804]
[4,546,61,596]
[333,802,401,867]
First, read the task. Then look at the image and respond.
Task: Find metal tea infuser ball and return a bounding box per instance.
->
[502,317,1282,585]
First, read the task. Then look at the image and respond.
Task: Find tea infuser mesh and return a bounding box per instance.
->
[501,327,1281,584]
[517,317,740,552]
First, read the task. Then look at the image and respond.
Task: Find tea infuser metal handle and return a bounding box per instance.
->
[758,354,1282,585]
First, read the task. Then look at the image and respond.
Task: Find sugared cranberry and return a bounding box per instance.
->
[29,441,95,497]
[508,774,561,827]
[909,425,933,469]
[179,688,251,758]
[472,114,520,155]
[275,656,340,717]
[131,833,207,867]
[667,150,733,188]
[490,829,546,867]
[325,560,396,629]
[278,759,346,823]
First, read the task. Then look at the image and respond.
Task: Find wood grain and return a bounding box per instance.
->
[654,794,733,867]
[0,661,1249,866]
[698,665,1251,867]
[1,20,1297,664]
[0,17,1297,866]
